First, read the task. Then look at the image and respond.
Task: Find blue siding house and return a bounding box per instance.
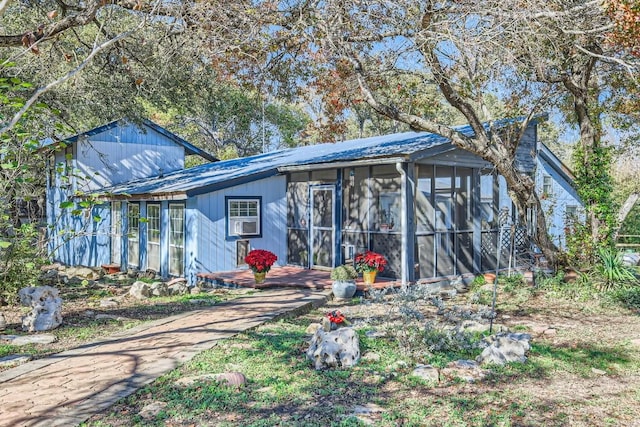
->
[45,117,581,285]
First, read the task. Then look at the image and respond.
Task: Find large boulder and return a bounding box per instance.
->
[477,332,531,365]
[19,286,63,332]
[306,327,360,370]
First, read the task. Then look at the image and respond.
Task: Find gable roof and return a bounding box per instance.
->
[100,115,550,199]
[538,143,576,184]
[42,119,218,163]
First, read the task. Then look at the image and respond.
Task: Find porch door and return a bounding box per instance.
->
[310,185,335,269]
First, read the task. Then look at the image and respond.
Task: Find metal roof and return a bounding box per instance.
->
[101,127,467,198]
[100,115,550,199]
[41,119,218,162]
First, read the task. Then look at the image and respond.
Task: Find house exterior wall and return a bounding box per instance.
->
[74,124,185,191]
[46,122,187,266]
[537,157,582,248]
[193,175,287,275]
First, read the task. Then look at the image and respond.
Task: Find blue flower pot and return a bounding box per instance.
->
[332,280,357,300]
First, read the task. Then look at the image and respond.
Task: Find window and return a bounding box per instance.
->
[169,204,184,276]
[147,204,160,272]
[566,205,578,217]
[542,175,553,196]
[226,197,262,238]
[111,202,122,264]
[127,203,140,267]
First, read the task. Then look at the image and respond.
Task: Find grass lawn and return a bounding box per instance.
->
[83,282,640,427]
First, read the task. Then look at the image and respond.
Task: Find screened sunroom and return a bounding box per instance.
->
[284,159,520,283]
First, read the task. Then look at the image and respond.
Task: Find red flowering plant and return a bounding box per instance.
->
[326,310,346,324]
[244,249,277,273]
[354,250,387,273]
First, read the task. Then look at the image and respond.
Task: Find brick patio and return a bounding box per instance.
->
[197,265,398,291]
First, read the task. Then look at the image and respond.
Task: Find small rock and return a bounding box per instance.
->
[0,354,32,368]
[591,368,607,375]
[138,401,167,420]
[214,372,247,387]
[99,299,119,308]
[149,282,169,297]
[81,310,95,318]
[95,314,131,321]
[447,359,480,369]
[361,352,381,362]
[144,269,158,279]
[40,263,62,271]
[305,323,322,334]
[129,281,151,299]
[167,277,187,286]
[321,317,332,332]
[64,266,101,280]
[190,286,202,295]
[2,334,57,345]
[168,282,189,296]
[175,374,219,387]
[187,299,209,305]
[543,328,557,336]
[622,253,640,267]
[352,403,385,415]
[0,313,6,331]
[365,329,387,338]
[411,364,439,382]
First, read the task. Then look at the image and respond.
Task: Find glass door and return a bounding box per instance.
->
[310,185,335,269]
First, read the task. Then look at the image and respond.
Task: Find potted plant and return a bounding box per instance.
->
[330,264,358,299]
[244,249,277,284]
[354,250,388,284]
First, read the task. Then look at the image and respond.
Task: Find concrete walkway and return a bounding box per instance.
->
[0,289,331,427]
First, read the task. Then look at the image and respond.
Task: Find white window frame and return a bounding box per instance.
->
[127,203,140,268]
[111,201,122,264]
[169,203,184,276]
[542,175,553,196]
[227,197,261,238]
[146,203,161,272]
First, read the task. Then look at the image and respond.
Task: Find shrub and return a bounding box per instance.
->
[592,247,638,290]
[330,264,358,281]
[607,286,640,312]
[0,223,47,304]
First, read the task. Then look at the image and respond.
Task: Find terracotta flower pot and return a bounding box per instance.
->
[483,273,496,285]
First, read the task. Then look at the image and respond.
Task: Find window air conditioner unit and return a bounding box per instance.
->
[233,219,258,235]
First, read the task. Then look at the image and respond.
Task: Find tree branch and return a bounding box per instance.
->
[0,30,133,135]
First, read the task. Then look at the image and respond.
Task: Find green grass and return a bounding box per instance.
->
[78,292,640,426]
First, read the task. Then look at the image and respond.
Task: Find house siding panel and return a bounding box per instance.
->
[76,139,185,191]
[194,175,286,274]
[537,157,582,248]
